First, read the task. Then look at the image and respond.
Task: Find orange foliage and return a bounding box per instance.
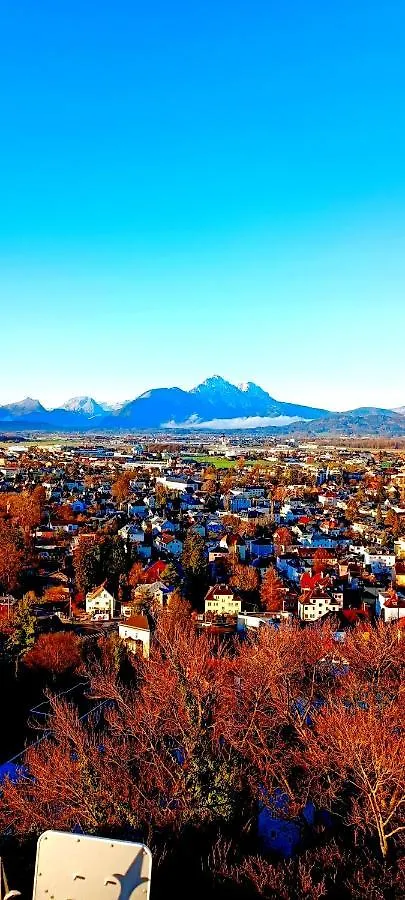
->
[24,632,82,676]
[260,566,284,611]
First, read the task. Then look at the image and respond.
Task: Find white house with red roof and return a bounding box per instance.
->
[298,584,343,623]
[204,584,241,617]
[119,615,150,658]
[376,590,405,624]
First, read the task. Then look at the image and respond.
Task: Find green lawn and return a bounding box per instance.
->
[190,455,273,469]
[190,455,237,469]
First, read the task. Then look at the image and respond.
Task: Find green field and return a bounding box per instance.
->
[190,455,273,469]
[191,455,236,469]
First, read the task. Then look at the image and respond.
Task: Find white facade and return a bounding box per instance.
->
[376,592,405,624]
[119,619,150,658]
[363,551,395,572]
[237,611,291,632]
[119,524,145,543]
[298,591,343,622]
[154,536,183,556]
[205,586,241,616]
[85,586,115,619]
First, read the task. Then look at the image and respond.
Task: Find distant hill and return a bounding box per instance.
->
[280,409,405,438]
[0,378,404,435]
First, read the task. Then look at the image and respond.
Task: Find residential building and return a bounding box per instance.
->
[85,584,115,619]
[298,585,343,622]
[204,584,241,617]
[376,590,405,623]
[119,615,151,658]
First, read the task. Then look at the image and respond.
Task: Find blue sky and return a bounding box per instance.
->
[0,0,404,411]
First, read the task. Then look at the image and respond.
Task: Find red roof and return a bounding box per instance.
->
[384,594,405,609]
[86,582,110,600]
[341,608,370,623]
[161,532,179,544]
[300,572,324,591]
[205,584,235,602]
[299,584,334,605]
[121,615,150,631]
[143,560,167,583]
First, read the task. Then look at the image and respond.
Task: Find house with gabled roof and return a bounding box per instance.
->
[204,584,241,618]
[85,583,115,619]
[376,589,405,624]
[154,533,183,556]
[298,584,343,623]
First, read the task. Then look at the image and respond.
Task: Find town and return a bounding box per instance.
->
[0,431,404,898]
[1,432,404,650]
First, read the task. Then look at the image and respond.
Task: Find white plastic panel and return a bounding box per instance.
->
[32,831,152,900]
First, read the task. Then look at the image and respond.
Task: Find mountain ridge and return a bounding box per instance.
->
[0,377,404,435]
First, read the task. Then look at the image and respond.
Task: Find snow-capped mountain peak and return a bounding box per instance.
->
[62,396,104,417]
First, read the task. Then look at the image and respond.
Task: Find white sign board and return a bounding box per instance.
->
[32,831,152,900]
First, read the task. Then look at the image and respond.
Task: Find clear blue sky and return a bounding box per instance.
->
[0,0,404,411]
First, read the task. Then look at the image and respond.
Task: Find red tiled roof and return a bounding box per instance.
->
[143,560,166,583]
[205,584,235,602]
[299,584,334,605]
[341,608,369,623]
[161,532,179,544]
[300,572,325,591]
[384,595,405,609]
[121,615,150,631]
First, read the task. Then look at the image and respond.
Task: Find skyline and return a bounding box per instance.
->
[1,1,405,409]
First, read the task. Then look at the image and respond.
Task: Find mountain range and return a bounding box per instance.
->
[0,376,404,435]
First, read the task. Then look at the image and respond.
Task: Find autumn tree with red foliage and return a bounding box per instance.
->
[24,632,82,678]
[221,514,244,532]
[5,486,45,536]
[260,566,284,611]
[112,470,133,503]
[0,521,24,592]
[0,619,404,897]
[128,561,145,590]
[0,620,238,837]
[304,684,405,860]
[273,526,292,553]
